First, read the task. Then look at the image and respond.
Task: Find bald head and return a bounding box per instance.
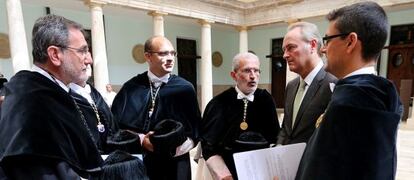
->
[144,36,173,53]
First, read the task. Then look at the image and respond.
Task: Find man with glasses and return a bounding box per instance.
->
[296,2,402,179]
[200,52,280,179]
[277,22,336,146]
[0,14,101,179]
[111,36,201,180]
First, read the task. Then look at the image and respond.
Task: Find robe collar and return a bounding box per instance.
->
[69,83,94,104]
[235,86,255,102]
[32,65,69,92]
[147,70,170,88]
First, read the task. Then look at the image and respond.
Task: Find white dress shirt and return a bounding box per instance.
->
[235,86,255,102]
[298,60,324,103]
[69,83,94,104]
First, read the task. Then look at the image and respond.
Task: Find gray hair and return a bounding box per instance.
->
[287,22,323,57]
[32,14,84,64]
[232,52,259,71]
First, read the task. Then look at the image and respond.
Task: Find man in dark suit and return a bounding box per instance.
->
[277,22,337,145]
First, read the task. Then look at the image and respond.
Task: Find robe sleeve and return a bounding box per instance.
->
[200,99,228,161]
[259,90,280,144]
[1,156,82,180]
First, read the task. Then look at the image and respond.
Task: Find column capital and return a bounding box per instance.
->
[285,18,300,25]
[236,26,251,32]
[198,19,214,25]
[148,11,168,17]
[84,0,107,7]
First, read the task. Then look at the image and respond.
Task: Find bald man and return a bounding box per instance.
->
[111,36,201,180]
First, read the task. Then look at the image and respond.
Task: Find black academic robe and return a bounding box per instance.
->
[200,87,280,179]
[296,74,402,180]
[0,71,103,179]
[111,71,201,180]
[70,84,140,154]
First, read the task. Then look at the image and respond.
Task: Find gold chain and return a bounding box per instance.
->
[148,80,161,118]
[240,99,249,130]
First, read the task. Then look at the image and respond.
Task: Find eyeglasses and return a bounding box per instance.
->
[147,51,177,57]
[239,68,261,75]
[322,33,350,45]
[57,45,90,56]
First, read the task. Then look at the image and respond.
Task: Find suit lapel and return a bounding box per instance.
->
[293,69,327,129]
[286,77,300,132]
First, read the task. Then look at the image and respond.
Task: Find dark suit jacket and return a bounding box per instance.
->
[277,68,336,145]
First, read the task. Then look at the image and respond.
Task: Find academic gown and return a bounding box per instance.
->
[296,74,403,180]
[111,71,201,180]
[0,71,103,179]
[70,85,140,154]
[200,87,280,179]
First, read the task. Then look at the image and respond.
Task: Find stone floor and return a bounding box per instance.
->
[396,120,414,180]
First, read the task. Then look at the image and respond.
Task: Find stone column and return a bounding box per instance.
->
[199,19,214,113]
[237,26,250,53]
[6,0,31,73]
[88,1,110,94]
[148,11,167,36]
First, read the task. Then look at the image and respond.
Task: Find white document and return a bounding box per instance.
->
[233,143,306,180]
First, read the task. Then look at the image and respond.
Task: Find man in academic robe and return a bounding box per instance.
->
[111,36,201,180]
[0,15,102,179]
[200,52,280,180]
[295,2,403,180]
[277,22,337,145]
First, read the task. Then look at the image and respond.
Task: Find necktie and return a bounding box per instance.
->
[292,79,306,128]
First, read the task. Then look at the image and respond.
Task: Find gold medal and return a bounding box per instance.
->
[240,121,248,130]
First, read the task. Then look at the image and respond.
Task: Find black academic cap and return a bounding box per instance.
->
[234,131,269,152]
[107,129,140,145]
[149,119,187,157]
[105,129,141,153]
[89,150,149,180]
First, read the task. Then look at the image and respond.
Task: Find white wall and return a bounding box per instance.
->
[1,0,414,85]
[211,26,238,85]
[104,12,153,84]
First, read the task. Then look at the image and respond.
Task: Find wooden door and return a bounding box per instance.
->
[387,44,414,96]
[176,38,199,92]
[267,38,286,108]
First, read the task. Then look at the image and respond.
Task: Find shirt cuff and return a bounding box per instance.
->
[174,138,194,157]
[138,133,145,145]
